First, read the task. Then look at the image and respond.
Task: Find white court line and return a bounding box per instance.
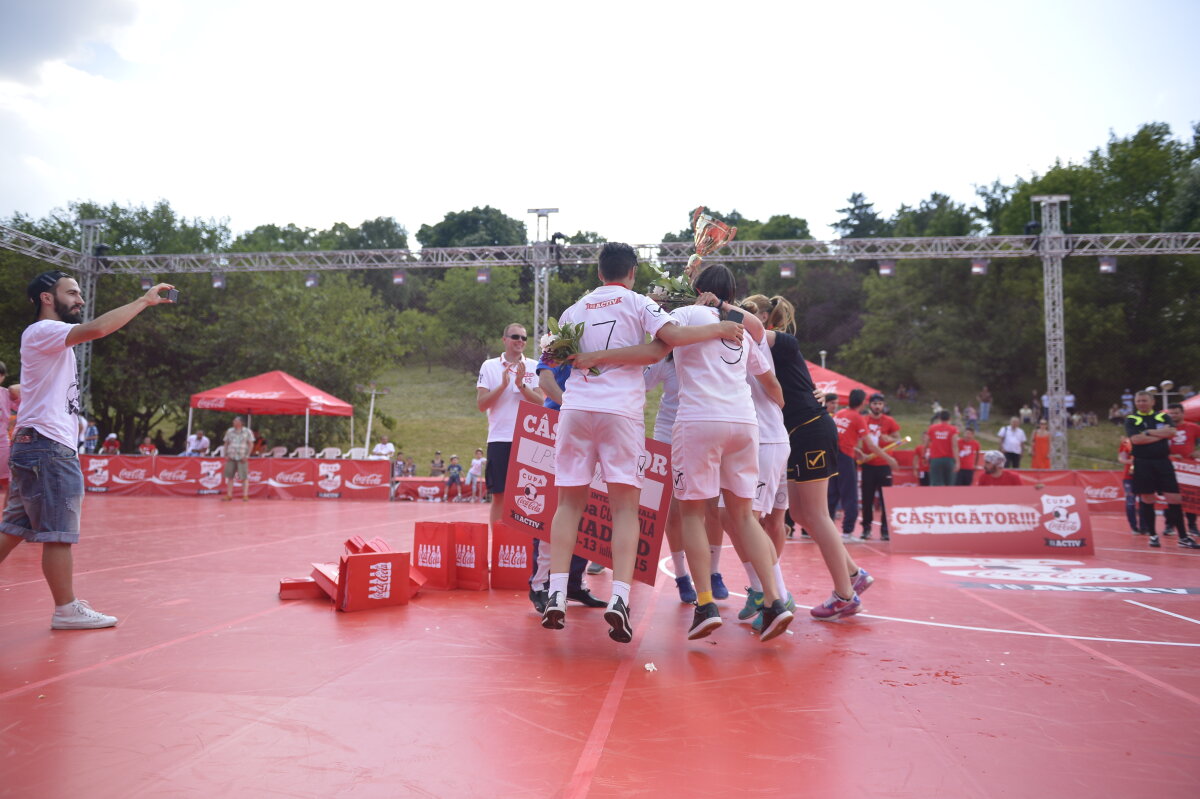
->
[658,556,1200,648]
[1125,600,1200,626]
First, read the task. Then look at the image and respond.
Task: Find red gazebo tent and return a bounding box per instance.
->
[1184,394,1200,423]
[805,362,882,406]
[188,370,352,450]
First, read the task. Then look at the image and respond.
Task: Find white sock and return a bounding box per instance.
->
[773,561,788,598]
[611,580,631,604]
[671,550,689,577]
[548,572,569,597]
[743,561,763,592]
[709,544,722,573]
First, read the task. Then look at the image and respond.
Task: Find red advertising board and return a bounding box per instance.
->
[1175,457,1200,515]
[1071,470,1125,513]
[312,459,390,501]
[393,477,446,502]
[884,486,1094,555]
[79,455,389,501]
[82,455,153,495]
[502,401,671,586]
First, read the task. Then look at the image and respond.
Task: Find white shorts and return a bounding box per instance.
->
[756,442,790,514]
[671,420,758,501]
[555,410,646,488]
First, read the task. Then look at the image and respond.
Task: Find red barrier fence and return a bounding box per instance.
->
[80,455,390,501]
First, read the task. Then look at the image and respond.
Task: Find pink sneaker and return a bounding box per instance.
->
[809,591,861,621]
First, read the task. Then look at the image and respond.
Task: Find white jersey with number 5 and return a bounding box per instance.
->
[559,284,673,420]
[670,305,769,424]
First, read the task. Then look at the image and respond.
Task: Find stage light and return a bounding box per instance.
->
[1099,256,1117,274]
[212,272,225,289]
[971,258,989,275]
[779,261,795,279]
[476,267,490,284]
[392,269,406,285]
[140,276,152,290]
[305,273,319,288]
[878,259,896,276]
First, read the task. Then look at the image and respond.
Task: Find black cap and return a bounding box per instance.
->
[869,393,885,402]
[27,270,71,303]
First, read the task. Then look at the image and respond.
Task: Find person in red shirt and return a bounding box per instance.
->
[1118,436,1140,534]
[976,450,1022,486]
[828,389,869,536]
[859,392,899,540]
[137,437,157,456]
[1166,403,1200,536]
[955,427,981,485]
[924,410,959,486]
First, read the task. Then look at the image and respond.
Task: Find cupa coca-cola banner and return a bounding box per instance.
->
[502,401,670,587]
[884,486,1094,555]
[80,455,388,501]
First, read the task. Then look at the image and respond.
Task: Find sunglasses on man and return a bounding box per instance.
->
[508,334,528,341]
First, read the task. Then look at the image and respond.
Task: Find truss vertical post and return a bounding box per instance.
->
[76,219,104,414]
[527,208,558,346]
[1034,195,1070,469]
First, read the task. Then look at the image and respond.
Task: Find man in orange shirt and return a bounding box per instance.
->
[925,410,959,486]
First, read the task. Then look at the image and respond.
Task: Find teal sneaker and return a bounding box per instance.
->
[738,588,765,620]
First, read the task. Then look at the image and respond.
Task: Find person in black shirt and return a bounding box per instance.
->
[1124,391,1194,549]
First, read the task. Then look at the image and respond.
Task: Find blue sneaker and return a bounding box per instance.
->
[851,568,874,596]
[710,572,729,600]
[738,588,764,620]
[675,575,698,604]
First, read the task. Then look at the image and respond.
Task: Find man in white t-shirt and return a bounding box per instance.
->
[540,242,744,643]
[0,270,175,630]
[476,322,544,576]
[370,436,396,460]
[184,431,210,456]
[998,417,1027,469]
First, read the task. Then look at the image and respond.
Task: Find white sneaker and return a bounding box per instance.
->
[51,599,118,630]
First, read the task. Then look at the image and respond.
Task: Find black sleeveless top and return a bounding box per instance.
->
[769,331,827,431]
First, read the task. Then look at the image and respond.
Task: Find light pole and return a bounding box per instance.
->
[819,350,827,369]
[528,208,558,346]
[355,382,390,453]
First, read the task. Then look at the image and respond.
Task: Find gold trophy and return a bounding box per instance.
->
[686,206,738,278]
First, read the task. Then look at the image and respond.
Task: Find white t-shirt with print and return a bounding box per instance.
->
[747,335,787,444]
[477,355,541,442]
[558,284,673,421]
[15,320,82,450]
[670,305,769,425]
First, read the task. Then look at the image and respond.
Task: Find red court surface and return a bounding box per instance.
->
[2,497,1198,798]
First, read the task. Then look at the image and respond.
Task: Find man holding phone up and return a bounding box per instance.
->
[0,271,176,630]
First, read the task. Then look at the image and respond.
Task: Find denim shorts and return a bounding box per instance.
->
[0,429,84,544]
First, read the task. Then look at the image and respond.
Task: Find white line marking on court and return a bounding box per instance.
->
[658,557,1200,648]
[1124,600,1200,626]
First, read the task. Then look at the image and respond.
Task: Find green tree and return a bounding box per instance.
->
[831,193,892,238]
[416,206,527,248]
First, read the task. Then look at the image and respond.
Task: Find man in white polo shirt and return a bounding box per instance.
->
[477,322,544,588]
[1,270,175,630]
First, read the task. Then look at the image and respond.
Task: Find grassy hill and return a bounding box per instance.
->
[364,362,1121,475]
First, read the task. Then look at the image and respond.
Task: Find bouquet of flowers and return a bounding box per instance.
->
[540,317,600,376]
[645,262,697,311]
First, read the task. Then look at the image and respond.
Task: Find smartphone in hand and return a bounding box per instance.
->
[166,288,179,303]
[722,308,744,324]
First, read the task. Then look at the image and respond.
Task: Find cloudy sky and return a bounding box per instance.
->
[1,0,1197,248]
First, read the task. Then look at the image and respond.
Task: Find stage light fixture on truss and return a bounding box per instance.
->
[140,276,152,290]
[305,273,319,288]
[476,267,490,284]
[878,259,896,276]
[779,261,795,278]
[392,269,406,285]
[971,258,989,275]
[212,272,226,289]
[1099,255,1117,274]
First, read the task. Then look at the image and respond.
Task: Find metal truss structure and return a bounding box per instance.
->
[4,205,1200,468]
